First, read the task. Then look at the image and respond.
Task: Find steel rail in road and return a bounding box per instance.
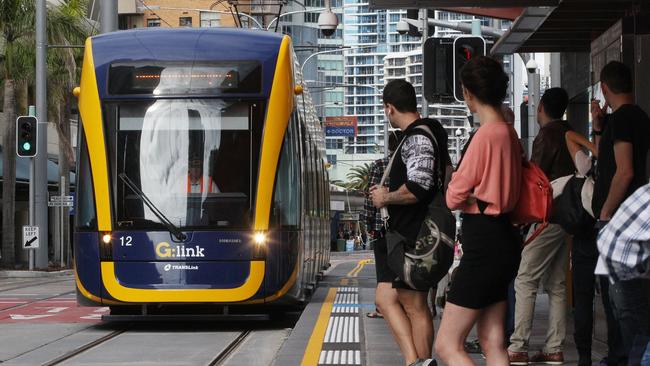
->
[43,329,128,366]
[208,330,252,365]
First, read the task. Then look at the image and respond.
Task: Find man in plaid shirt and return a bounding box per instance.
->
[364,131,401,319]
[597,182,650,282]
[596,181,650,365]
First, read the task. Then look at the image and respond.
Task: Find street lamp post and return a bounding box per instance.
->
[306,81,389,158]
[299,45,377,75]
[266,3,367,31]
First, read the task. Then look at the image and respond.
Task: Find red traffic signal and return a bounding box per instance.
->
[453,36,486,102]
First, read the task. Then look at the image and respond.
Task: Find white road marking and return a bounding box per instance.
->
[10,314,55,320]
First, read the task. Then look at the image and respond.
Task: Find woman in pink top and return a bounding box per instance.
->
[435,56,523,366]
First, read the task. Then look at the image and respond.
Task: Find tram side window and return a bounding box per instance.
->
[301,123,311,215]
[76,131,97,230]
[271,113,300,228]
[309,142,317,217]
[315,156,322,218]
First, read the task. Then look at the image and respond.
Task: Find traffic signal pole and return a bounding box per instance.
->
[101,0,118,33]
[28,107,36,271]
[34,0,48,269]
[420,8,429,119]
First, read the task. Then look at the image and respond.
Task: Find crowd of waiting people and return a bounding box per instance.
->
[362,58,650,366]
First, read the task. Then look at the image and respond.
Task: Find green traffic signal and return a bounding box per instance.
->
[16,116,38,157]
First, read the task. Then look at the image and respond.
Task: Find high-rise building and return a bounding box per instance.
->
[381,11,515,165]
[322,5,419,181]
[277,0,345,131]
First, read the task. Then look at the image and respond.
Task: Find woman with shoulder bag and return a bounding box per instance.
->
[434,56,523,366]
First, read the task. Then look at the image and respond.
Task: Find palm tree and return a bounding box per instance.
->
[0,0,89,267]
[345,163,373,192]
[1,0,35,268]
[46,0,90,266]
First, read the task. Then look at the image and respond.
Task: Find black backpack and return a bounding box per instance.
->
[381,125,455,291]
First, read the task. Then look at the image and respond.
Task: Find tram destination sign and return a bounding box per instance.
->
[325,116,358,137]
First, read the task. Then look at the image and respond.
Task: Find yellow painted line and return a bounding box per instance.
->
[347,259,373,278]
[301,287,337,366]
[346,262,362,278]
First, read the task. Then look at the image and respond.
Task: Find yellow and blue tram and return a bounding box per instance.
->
[73,28,330,312]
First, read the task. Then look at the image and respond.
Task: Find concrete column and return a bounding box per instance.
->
[550,53,562,88]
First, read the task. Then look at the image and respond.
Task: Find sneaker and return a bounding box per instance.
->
[508,350,529,365]
[464,339,482,354]
[529,351,564,364]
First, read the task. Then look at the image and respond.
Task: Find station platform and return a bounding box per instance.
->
[274,251,608,366]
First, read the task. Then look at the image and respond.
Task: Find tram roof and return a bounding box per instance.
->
[89,28,286,99]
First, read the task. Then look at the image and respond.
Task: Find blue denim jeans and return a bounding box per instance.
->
[608,279,650,362]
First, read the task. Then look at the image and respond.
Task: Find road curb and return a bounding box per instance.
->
[0,269,73,278]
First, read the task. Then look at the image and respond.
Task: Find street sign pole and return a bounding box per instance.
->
[420,8,429,119]
[60,175,65,268]
[28,106,36,271]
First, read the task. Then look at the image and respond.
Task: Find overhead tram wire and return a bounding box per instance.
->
[137,0,174,27]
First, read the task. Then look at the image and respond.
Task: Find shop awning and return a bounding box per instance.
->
[492,0,642,54]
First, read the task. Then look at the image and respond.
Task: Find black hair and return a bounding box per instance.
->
[460,56,509,108]
[382,79,417,113]
[540,87,569,119]
[388,130,403,152]
[600,61,633,94]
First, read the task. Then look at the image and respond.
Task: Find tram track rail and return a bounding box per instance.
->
[0,277,72,294]
[42,329,127,366]
[208,330,252,366]
[0,290,76,313]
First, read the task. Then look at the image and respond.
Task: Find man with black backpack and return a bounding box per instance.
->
[370,79,449,366]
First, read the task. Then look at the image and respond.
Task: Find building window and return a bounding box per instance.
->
[200,12,220,27]
[179,17,192,27]
[282,25,292,36]
[306,0,325,7]
[147,18,161,27]
[304,12,319,23]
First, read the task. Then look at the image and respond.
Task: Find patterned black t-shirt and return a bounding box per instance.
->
[387,118,446,243]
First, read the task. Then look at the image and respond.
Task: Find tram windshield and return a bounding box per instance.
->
[107,98,264,230]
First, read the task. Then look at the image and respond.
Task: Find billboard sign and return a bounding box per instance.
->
[324,116,358,137]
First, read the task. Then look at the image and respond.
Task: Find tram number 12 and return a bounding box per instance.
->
[120,236,133,247]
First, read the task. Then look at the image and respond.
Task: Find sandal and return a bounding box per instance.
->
[366,309,383,318]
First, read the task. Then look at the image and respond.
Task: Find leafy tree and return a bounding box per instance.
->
[345,163,372,192]
[1,0,36,268]
[0,0,89,267]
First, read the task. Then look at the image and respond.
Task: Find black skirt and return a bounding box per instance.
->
[446,213,522,309]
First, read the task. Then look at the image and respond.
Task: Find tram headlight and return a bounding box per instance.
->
[102,233,112,244]
[252,231,267,259]
[254,232,267,246]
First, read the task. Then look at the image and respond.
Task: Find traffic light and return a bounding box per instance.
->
[423,37,454,103]
[453,36,486,102]
[16,116,38,157]
[405,10,421,37]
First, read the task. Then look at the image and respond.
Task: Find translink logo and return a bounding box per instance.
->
[155,242,205,258]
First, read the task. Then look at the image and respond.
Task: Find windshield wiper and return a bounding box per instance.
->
[118,173,187,241]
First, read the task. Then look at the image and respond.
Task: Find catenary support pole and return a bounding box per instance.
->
[101,0,118,33]
[34,0,48,269]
